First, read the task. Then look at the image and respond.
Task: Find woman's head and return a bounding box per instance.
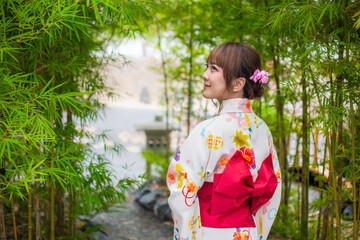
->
[202,42,265,102]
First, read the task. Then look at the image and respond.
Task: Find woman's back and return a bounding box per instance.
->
[167,98,281,240]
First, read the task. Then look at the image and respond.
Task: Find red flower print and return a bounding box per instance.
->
[238,146,254,169]
[245,101,251,110]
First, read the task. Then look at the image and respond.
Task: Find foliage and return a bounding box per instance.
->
[0,0,151,239]
[142,150,172,179]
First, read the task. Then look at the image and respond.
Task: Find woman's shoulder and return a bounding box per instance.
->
[186,115,227,138]
[189,116,219,136]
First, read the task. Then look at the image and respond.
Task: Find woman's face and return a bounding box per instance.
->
[202,63,229,102]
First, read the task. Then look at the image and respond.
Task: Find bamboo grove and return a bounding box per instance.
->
[0,0,151,239]
[152,0,360,239]
[1,0,360,239]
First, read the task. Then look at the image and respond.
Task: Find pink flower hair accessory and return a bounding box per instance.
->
[249,69,269,84]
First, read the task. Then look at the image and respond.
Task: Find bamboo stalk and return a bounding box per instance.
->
[56,188,64,237]
[343,4,357,238]
[186,11,194,136]
[285,132,292,202]
[66,111,75,239]
[35,183,40,240]
[67,191,73,239]
[50,46,56,240]
[156,21,171,163]
[11,196,17,240]
[288,131,300,199]
[334,7,348,237]
[285,109,295,203]
[49,142,55,240]
[293,131,301,239]
[350,92,357,239]
[273,45,289,225]
[297,180,301,239]
[335,74,343,240]
[294,131,300,167]
[329,127,340,240]
[313,129,318,165]
[316,132,327,239]
[321,199,330,240]
[71,192,76,238]
[50,182,55,240]
[300,69,309,239]
[34,50,41,240]
[315,136,321,239]
[28,190,32,240]
[324,51,338,240]
[358,192,360,236]
[326,157,333,240]
[329,198,334,240]
[0,194,6,240]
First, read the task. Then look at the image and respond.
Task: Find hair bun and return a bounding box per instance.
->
[253,83,264,98]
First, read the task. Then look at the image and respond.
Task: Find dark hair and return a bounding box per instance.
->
[207,42,265,99]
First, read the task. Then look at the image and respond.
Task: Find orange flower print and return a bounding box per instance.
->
[168,172,176,182]
[233,229,250,240]
[186,181,197,193]
[220,157,229,166]
[166,161,178,185]
[237,99,252,113]
[238,146,254,169]
[214,149,236,174]
[276,167,281,183]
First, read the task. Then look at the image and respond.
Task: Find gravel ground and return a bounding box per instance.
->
[89,196,174,240]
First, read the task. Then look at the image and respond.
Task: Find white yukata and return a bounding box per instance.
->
[166,98,281,240]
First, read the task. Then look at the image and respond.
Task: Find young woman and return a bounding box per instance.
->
[166,42,281,240]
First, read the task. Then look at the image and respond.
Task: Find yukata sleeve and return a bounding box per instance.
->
[166,121,212,240]
[258,130,282,240]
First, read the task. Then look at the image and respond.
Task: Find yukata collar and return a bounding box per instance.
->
[218,98,253,114]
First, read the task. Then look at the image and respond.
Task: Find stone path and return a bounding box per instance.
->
[89,196,173,240]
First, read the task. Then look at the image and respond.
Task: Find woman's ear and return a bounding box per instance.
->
[232,77,246,92]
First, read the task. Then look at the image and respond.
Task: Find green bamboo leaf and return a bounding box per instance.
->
[92,0,102,24]
[31,158,46,172]
[318,4,329,24]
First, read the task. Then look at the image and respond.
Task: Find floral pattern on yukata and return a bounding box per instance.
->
[233,228,251,240]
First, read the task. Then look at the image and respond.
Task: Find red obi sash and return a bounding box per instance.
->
[198,151,278,228]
